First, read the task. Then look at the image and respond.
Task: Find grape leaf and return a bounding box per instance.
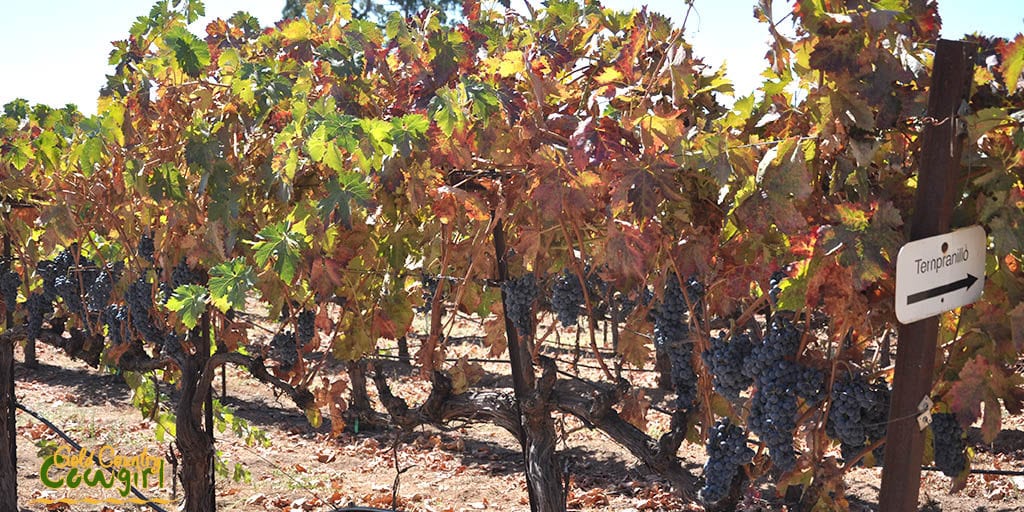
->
[166,284,209,329]
[946,355,1024,443]
[163,26,211,78]
[251,221,309,284]
[999,34,1024,94]
[208,258,256,313]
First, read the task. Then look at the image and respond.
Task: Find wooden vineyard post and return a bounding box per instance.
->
[0,232,17,511]
[878,39,974,512]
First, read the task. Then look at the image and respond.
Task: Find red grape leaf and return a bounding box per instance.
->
[946,355,1024,443]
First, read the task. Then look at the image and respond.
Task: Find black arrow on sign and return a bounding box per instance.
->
[906,273,978,305]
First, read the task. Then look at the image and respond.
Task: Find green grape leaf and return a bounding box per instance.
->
[164,26,211,78]
[208,258,256,313]
[390,113,428,158]
[251,221,308,283]
[155,412,177,442]
[428,86,468,137]
[318,172,370,227]
[166,284,209,329]
[5,139,33,171]
[305,124,329,162]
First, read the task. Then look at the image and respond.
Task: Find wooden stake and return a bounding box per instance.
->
[878,39,974,512]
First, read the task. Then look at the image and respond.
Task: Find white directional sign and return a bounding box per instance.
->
[895,225,986,324]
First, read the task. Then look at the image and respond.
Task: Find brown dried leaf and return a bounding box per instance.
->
[619,389,651,432]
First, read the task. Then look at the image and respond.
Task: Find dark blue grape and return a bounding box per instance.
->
[138,234,155,265]
[127,277,163,343]
[102,304,128,346]
[418,273,439,313]
[1,270,20,314]
[702,331,754,403]
[25,293,52,342]
[742,316,800,381]
[55,274,86,318]
[700,417,754,505]
[501,274,537,337]
[550,269,584,327]
[931,412,967,477]
[826,374,890,465]
[86,270,114,312]
[297,308,315,345]
[654,274,697,410]
[270,330,298,370]
[171,258,198,288]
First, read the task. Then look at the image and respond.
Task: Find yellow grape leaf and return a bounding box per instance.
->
[496,50,525,77]
[595,67,623,85]
[305,407,323,428]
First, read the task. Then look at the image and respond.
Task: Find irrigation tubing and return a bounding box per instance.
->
[14,401,171,512]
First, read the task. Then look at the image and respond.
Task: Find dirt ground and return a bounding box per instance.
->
[10,316,1024,512]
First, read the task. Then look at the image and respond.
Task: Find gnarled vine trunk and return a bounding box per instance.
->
[176,316,216,512]
[493,216,566,512]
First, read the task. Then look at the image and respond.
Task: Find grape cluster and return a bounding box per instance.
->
[102,304,128,346]
[171,258,199,288]
[55,274,86,319]
[615,286,653,319]
[826,374,890,463]
[37,260,61,302]
[86,270,114,312]
[702,331,754,403]
[137,234,155,265]
[162,258,200,302]
[297,308,316,345]
[1,270,20,314]
[550,269,584,327]
[700,417,755,505]
[748,361,800,472]
[501,274,538,337]
[127,277,163,343]
[768,269,788,305]
[931,412,967,477]
[743,317,824,473]
[796,365,826,406]
[654,274,697,410]
[162,330,184,360]
[742,317,800,380]
[270,330,298,370]
[25,293,52,342]
[417,273,440,313]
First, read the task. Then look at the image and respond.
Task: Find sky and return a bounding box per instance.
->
[0,1,1022,115]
